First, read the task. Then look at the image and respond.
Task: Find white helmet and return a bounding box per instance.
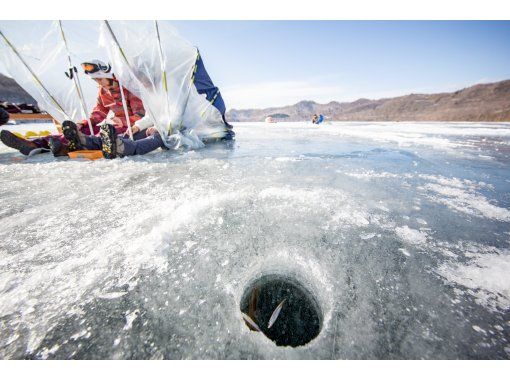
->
[81,59,114,79]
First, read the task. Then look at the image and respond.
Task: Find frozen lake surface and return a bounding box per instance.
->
[0,121,509,359]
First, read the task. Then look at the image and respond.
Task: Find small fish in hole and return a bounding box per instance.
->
[241,312,262,332]
[240,274,322,347]
[268,299,286,329]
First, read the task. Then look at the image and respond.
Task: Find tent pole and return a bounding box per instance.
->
[154,20,173,135]
[118,79,134,140]
[58,20,94,135]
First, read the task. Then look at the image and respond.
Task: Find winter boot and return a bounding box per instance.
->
[222,122,236,141]
[0,129,38,155]
[100,124,120,159]
[221,117,235,141]
[48,137,70,157]
[62,120,85,151]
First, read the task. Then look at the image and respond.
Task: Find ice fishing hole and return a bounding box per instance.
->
[240,274,322,347]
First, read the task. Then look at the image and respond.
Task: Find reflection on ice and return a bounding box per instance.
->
[0,121,509,359]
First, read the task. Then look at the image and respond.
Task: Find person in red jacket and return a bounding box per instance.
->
[0,59,146,156]
[71,60,145,135]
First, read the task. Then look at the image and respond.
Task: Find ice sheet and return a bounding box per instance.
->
[0,121,509,359]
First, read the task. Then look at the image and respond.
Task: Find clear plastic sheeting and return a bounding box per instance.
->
[0,21,102,124]
[100,21,226,149]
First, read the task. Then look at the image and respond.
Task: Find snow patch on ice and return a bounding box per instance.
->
[360,233,376,240]
[38,344,60,359]
[395,226,428,245]
[344,170,399,180]
[330,209,370,227]
[472,325,486,334]
[70,329,91,341]
[419,175,510,221]
[97,292,128,300]
[123,310,140,331]
[437,247,510,311]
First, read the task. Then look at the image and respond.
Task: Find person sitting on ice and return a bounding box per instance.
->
[63,52,236,159]
[58,59,171,158]
[0,59,146,157]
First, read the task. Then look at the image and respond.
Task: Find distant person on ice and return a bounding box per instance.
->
[312,114,324,124]
[0,59,147,157]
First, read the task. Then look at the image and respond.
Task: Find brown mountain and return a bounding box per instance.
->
[0,73,36,104]
[227,80,510,122]
[2,73,509,121]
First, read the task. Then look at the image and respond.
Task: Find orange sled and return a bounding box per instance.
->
[68,150,104,160]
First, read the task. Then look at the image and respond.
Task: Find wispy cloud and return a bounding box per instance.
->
[222,80,346,110]
[221,80,420,110]
[221,79,498,110]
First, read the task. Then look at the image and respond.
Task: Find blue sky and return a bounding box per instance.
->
[171,21,510,109]
[1,21,510,109]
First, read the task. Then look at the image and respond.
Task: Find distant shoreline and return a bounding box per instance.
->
[227,80,510,123]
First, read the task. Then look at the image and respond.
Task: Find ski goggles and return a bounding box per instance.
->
[81,61,111,75]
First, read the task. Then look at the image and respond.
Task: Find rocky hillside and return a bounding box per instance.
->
[0,73,36,104]
[2,73,509,121]
[227,80,510,122]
